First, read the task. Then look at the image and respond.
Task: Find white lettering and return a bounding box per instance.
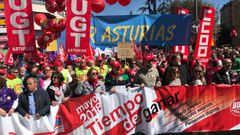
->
[10,12,29,28]
[71,0,88,15]
[12,30,29,46]
[9,0,27,10]
[70,17,86,32]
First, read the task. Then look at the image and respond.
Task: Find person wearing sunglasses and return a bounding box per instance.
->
[75,68,105,96]
[46,72,67,106]
[189,66,206,86]
[105,61,130,93]
[6,67,23,95]
[168,66,181,86]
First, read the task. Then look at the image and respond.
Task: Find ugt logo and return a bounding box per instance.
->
[230,99,240,116]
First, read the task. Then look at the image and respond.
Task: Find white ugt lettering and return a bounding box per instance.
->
[9,0,27,10]
[71,0,88,15]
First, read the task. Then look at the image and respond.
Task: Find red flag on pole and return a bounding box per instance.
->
[65,0,92,55]
[193,6,215,68]
[4,0,36,53]
[4,50,14,66]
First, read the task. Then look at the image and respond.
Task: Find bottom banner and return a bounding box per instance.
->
[0,85,240,135]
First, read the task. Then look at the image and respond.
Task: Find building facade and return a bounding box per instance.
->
[220,0,240,47]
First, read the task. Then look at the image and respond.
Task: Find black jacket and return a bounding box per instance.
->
[212,68,238,84]
[17,89,51,117]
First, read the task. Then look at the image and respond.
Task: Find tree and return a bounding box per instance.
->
[138,0,173,14]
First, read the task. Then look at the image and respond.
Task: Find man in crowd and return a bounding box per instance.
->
[75,59,90,82]
[6,67,23,95]
[105,61,130,92]
[17,76,51,120]
[134,54,161,88]
[212,58,239,84]
[54,61,72,84]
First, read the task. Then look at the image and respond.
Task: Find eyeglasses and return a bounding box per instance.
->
[27,83,32,86]
[53,77,58,79]
[91,72,98,75]
[195,70,202,73]
[12,71,18,74]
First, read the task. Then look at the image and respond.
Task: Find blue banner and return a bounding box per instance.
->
[90,14,192,47]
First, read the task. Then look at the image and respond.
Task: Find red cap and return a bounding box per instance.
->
[111,61,121,67]
[143,54,155,61]
[54,61,62,66]
[0,69,6,75]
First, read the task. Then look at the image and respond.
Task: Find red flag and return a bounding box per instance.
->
[4,50,14,66]
[66,0,92,55]
[173,7,189,62]
[58,42,67,62]
[4,0,36,53]
[193,6,215,68]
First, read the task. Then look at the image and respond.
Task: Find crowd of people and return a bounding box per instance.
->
[0,46,240,119]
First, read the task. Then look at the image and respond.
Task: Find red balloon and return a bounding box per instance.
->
[45,0,58,13]
[44,20,58,32]
[119,0,131,6]
[57,2,66,12]
[106,0,117,5]
[43,31,54,43]
[56,0,65,4]
[92,0,105,13]
[37,36,47,49]
[34,13,47,26]
[57,19,66,32]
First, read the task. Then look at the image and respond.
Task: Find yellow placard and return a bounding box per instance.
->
[0,4,4,9]
[46,40,58,52]
[0,19,5,25]
[117,42,134,59]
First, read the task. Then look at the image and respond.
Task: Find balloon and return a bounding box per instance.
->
[56,0,65,4]
[57,19,66,32]
[45,0,58,13]
[57,2,66,12]
[44,19,58,32]
[106,0,117,5]
[92,0,105,13]
[43,31,54,43]
[118,0,131,6]
[34,13,47,26]
[37,36,47,49]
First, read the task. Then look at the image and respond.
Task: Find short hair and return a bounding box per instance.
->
[8,67,18,73]
[23,75,38,88]
[0,77,6,89]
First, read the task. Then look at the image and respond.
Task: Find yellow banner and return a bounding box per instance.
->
[46,40,58,52]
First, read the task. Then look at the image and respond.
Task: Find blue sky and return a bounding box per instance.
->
[97,0,230,16]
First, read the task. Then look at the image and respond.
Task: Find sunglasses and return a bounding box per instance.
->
[195,70,202,73]
[91,72,98,75]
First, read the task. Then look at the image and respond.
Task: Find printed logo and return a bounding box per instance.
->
[230,99,240,116]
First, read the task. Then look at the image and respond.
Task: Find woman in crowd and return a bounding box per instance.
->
[75,68,105,96]
[190,66,206,86]
[40,65,53,91]
[168,66,181,86]
[0,77,18,117]
[46,72,67,106]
